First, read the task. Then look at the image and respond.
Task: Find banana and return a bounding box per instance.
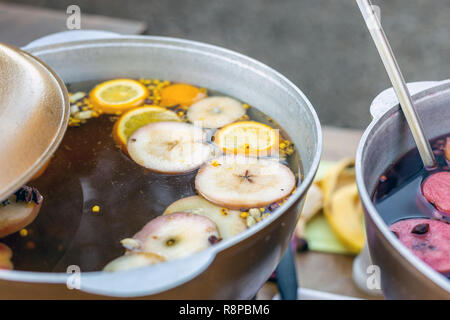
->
[295,183,323,238]
[133,212,220,261]
[327,183,365,253]
[103,252,166,272]
[187,96,246,128]
[318,158,365,254]
[127,121,212,174]
[164,195,247,239]
[318,158,356,200]
[195,156,296,209]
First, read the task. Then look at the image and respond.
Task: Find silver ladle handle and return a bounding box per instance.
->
[356,0,436,168]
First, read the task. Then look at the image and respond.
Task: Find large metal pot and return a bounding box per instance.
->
[356,81,450,299]
[0,31,322,299]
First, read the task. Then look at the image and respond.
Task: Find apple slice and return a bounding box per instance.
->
[127,122,212,174]
[133,212,220,261]
[195,156,296,209]
[187,96,246,128]
[164,196,247,239]
[0,186,43,238]
[422,171,450,215]
[103,252,165,272]
[390,218,450,275]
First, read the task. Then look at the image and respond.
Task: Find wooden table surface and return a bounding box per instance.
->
[1,3,378,300]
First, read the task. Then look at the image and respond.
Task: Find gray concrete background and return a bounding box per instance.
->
[4,0,450,129]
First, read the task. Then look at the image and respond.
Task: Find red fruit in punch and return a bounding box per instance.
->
[422,171,450,215]
[390,218,450,275]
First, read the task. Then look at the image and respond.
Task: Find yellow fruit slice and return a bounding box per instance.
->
[318,158,356,200]
[160,83,206,107]
[318,158,365,254]
[90,79,149,114]
[295,183,323,238]
[30,158,51,181]
[327,183,365,253]
[0,243,13,270]
[113,105,180,152]
[214,121,279,156]
[445,137,450,162]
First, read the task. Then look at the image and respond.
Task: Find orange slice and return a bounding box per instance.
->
[0,243,13,270]
[160,83,206,107]
[30,158,51,181]
[445,137,450,162]
[90,79,149,114]
[113,105,180,152]
[214,121,279,156]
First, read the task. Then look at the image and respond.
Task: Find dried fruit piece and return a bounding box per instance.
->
[411,223,429,235]
[14,186,42,205]
[163,195,247,239]
[133,212,220,261]
[113,105,180,152]
[422,171,450,215]
[160,83,206,107]
[187,96,245,128]
[195,156,296,209]
[390,218,450,275]
[214,121,279,156]
[103,252,165,272]
[127,122,212,174]
[90,79,149,114]
[208,235,222,245]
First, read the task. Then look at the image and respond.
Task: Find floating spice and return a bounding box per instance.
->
[208,235,222,245]
[411,223,429,235]
[14,186,42,205]
[68,92,102,126]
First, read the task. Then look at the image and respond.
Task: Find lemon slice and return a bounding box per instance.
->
[160,83,206,107]
[90,79,149,114]
[113,105,180,152]
[214,121,279,156]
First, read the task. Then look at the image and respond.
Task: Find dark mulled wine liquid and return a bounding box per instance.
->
[373,134,449,226]
[2,80,302,272]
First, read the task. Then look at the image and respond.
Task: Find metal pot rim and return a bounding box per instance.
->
[355,81,450,293]
[0,35,322,296]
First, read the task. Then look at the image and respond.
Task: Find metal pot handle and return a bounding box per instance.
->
[369,81,443,119]
[79,248,216,297]
[22,30,123,51]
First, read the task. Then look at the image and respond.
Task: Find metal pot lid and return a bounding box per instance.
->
[0,43,69,201]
